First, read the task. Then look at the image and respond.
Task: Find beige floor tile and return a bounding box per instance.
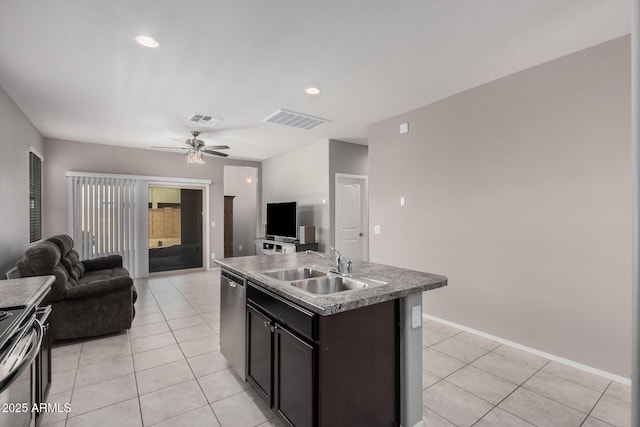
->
[422,406,455,427]
[582,416,616,427]
[129,321,170,340]
[499,387,585,427]
[542,361,610,392]
[453,331,501,351]
[136,359,195,396]
[167,314,206,331]
[139,379,208,426]
[135,305,161,316]
[472,352,538,384]
[423,370,441,389]
[162,307,198,320]
[447,365,518,405]
[432,336,490,363]
[422,348,465,378]
[40,420,66,427]
[193,304,219,314]
[70,374,138,416]
[474,408,535,426]
[422,327,449,347]
[66,398,141,427]
[130,331,176,354]
[173,323,215,343]
[152,405,221,427]
[211,389,272,427]
[605,381,631,403]
[132,312,166,327]
[49,367,77,395]
[75,354,134,388]
[158,300,193,311]
[79,339,131,367]
[40,390,72,425]
[187,350,231,378]
[133,343,185,372]
[523,370,601,414]
[179,335,220,358]
[198,368,252,403]
[422,321,461,337]
[422,380,492,427]
[493,345,549,369]
[52,346,82,372]
[590,395,631,427]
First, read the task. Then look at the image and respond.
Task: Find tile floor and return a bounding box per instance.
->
[41,269,630,427]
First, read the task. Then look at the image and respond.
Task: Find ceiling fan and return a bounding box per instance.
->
[151,131,230,163]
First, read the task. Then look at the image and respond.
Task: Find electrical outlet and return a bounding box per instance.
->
[239,245,243,251]
[211,221,216,227]
[400,122,409,134]
[374,225,381,234]
[211,253,216,259]
[400,196,406,207]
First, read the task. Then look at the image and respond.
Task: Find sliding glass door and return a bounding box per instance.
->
[148,187,203,273]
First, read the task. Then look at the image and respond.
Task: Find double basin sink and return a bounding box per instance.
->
[260,267,387,297]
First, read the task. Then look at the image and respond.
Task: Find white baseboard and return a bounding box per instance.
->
[422,313,630,386]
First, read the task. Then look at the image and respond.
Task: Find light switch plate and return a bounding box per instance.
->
[411,305,422,329]
[400,122,409,134]
[374,225,381,234]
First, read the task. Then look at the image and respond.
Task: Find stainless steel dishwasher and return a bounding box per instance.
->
[220,269,246,380]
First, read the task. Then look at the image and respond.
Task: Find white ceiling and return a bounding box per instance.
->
[0,1,630,161]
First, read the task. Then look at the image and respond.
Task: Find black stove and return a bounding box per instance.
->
[0,311,12,321]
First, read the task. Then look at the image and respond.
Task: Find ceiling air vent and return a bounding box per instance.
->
[188,113,222,126]
[263,109,330,130]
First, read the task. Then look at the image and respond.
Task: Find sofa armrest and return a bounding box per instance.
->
[65,276,133,300]
[82,255,123,271]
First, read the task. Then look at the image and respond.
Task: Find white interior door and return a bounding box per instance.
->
[335,174,368,261]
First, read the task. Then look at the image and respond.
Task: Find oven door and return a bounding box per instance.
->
[0,317,43,427]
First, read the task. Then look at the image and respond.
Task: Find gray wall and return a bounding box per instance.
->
[328,139,368,248]
[43,138,261,262]
[369,36,631,377]
[0,86,43,276]
[262,140,329,250]
[224,166,259,256]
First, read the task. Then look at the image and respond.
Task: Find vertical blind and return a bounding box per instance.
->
[68,175,136,272]
[29,152,42,243]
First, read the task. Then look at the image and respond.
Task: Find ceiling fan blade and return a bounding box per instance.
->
[204,145,230,150]
[201,149,229,157]
[150,146,188,150]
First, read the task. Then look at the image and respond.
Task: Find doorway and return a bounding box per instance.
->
[335,174,369,261]
[148,187,203,273]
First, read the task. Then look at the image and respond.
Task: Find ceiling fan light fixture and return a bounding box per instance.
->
[187,150,204,164]
[135,35,159,48]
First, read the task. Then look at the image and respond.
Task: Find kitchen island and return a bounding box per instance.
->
[216,253,447,427]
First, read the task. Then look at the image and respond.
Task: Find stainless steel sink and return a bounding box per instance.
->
[261,267,327,281]
[290,276,387,296]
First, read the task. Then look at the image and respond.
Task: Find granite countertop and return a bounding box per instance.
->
[0,275,55,308]
[215,253,447,315]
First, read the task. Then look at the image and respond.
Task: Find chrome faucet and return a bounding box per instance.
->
[306,247,351,276]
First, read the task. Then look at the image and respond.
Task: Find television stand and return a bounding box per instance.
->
[255,238,318,255]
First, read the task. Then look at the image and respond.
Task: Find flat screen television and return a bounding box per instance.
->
[266,202,297,240]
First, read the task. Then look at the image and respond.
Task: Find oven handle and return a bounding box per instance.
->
[0,319,42,392]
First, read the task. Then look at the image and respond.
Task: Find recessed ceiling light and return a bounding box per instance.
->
[305,87,321,95]
[135,35,159,48]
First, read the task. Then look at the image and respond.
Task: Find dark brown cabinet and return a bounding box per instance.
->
[246,282,398,427]
[275,325,315,427]
[247,304,273,404]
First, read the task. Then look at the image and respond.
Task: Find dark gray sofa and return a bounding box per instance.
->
[17,234,137,340]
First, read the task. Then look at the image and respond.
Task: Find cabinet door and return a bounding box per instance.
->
[247,305,273,404]
[275,325,315,427]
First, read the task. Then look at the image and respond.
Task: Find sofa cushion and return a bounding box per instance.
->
[17,241,61,277]
[49,235,86,280]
